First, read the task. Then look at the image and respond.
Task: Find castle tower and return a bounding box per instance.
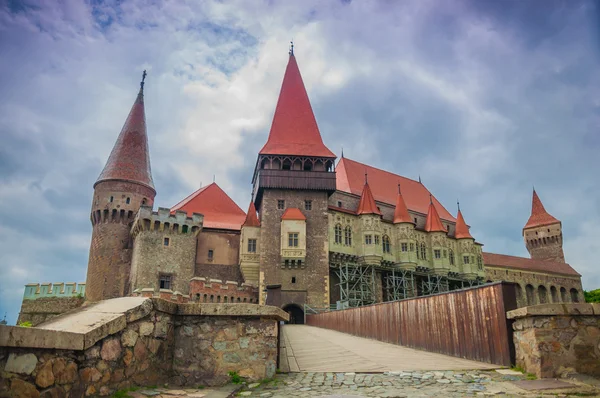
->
[85,73,156,302]
[424,198,449,276]
[252,46,336,311]
[454,206,477,279]
[523,189,565,263]
[393,185,417,268]
[356,178,383,266]
[239,201,261,285]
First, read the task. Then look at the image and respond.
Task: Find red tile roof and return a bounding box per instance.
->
[393,186,413,224]
[95,87,154,191]
[281,208,306,220]
[454,210,473,239]
[424,201,446,232]
[171,183,246,230]
[259,55,336,158]
[524,189,560,230]
[357,182,382,216]
[336,158,455,222]
[483,252,580,277]
[242,202,260,227]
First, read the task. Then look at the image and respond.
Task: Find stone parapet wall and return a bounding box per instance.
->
[1,297,287,397]
[508,303,600,378]
[17,296,85,327]
[188,278,258,303]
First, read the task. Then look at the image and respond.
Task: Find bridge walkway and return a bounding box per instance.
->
[279,325,499,373]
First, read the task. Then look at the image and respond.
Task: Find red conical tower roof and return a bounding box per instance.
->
[393,185,413,224]
[243,201,261,227]
[425,199,446,232]
[95,82,154,191]
[357,179,381,216]
[524,189,560,230]
[259,53,336,158]
[455,209,473,239]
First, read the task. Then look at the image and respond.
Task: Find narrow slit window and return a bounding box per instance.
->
[163,237,170,246]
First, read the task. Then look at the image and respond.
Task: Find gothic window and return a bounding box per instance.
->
[163,237,170,246]
[434,249,441,259]
[477,256,483,270]
[365,235,372,245]
[334,224,342,244]
[288,233,299,247]
[344,226,352,246]
[277,200,285,210]
[305,200,312,210]
[126,197,131,204]
[401,242,408,252]
[463,255,470,264]
[410,243,414,252]
[159,274,172,290]
[449,250,454,265]
[374,235,380,245]
[382,235,391,253]
[248,239,257,253]
[420,243,426,260]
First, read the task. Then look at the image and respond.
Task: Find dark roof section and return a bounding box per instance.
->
[483,252,580,277]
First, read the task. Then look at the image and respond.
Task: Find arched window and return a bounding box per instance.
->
[538,286,548,304]
[334,224,342,244]
[560,287,568,302]
[550,286,558,303]
[570,288,579,303]
[344,226,352,246]
[449,250,454,265]
[382,235,391,253]
[477,256,483,270]
[526,284,535,306]
[420,243,426,260]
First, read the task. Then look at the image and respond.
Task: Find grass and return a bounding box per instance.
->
[18,321,32,328]
[228,371,244,384]
[111,386,140,398]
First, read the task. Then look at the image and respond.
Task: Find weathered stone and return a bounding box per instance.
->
[85,345,100,360]
[139,322,154,336]
[36,360,55,388]
[164,390,187,396]
[134,339,148,362]
[79,367,102,383]
[101,337,122,361]
[5,353,38,375]
[121,328,139,347]
[40,385,66,398]
[248,382,261,388]
[96,360,109,372]
[223,352,241,363]
[11,378,40,398]
[111,368,125,383]
[123,348,134,366]
[85,385,96,396]
[99,386,111,396]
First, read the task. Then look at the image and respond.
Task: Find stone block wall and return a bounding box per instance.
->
[188,278,258,304]
[17,296,85,327]
[1,297,287,397]
[508,303,600,378]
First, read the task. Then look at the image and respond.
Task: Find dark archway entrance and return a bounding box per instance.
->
[283,304,304,324]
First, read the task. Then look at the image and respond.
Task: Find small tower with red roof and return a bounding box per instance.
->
[523,189,565,263]
[393,184,417,268]
[252,46,336,310]
[357,176,383,271]
[86,72,156,302]
[239,201,261,285]
[454,204,481,280]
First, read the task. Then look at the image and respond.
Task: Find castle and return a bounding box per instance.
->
[19,49,583,325]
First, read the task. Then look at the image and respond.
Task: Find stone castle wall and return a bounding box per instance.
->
[17,283,86,326]
[259,189,330,308]
[188,278,258,303]
[86,180,156,302]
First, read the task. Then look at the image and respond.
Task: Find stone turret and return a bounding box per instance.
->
[85,74,156,302]
[523,189,565,263]
[424,199,448,276]
[356,178,383,265]
[239,201,261,285]
[454,206,478,280]
[393,184,417,269]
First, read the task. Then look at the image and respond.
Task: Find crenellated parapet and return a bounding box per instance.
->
[131,206,203,239]
[23,282,86,300]
[131,288,191,303]
[189,277,259,303]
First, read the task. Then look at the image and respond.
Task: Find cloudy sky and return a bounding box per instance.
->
[1,0,599,324]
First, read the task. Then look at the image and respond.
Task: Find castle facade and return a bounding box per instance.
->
[19,51,583,324]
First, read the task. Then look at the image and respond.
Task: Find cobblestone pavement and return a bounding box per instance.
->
[234,370,600,397]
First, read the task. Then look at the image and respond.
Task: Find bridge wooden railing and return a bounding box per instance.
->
[306,282,518,366]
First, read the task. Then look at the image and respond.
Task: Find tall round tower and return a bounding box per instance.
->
[85,73,156,302]
[523,189,565,263]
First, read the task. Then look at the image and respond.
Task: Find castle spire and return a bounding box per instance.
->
[524,189,560,229]
[357,179,381,215]
[424,201,446,232]
[455,206,473,239]
[258,51,335,158]
[95,73,155,191]
[243,201,261,227]
[393,183,413,224]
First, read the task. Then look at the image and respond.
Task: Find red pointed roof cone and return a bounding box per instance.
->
[455,209,473,239]
[393,185,413,224]
[425,200,446,232]
[357,181,381,216]
[95,84,154,191]
[259,53,335,158]
[524,189,560,229]
[243,201,260,227]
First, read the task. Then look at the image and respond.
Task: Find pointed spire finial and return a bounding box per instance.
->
[429,193,433,204]
[341,146,344,158]
[457,200,460,212]
[140,70,147,91]
[289,40,294,56]
[419,175,422,184]
[365,170,368,184]
[398,183,401,195]
[213,174,215,183]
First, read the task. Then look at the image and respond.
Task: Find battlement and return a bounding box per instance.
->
[91,207,138,226]
[23,282,86,300]
[131,206,203,238]
[131,288,191,304]
[189,277,259,303]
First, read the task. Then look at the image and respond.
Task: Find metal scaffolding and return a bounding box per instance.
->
[419,274,449,296]
[384,269,415,301]
[335,263,376,308]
